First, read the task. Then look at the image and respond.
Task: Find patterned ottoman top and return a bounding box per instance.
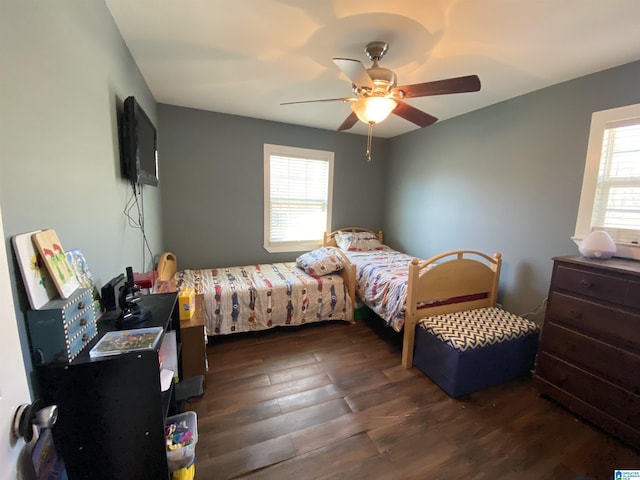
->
[417,307,539,352]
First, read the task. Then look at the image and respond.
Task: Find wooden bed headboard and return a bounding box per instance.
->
[323,227,384,247]
[402,250,502,368]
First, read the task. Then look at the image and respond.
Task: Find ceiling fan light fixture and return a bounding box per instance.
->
[367,67,397,90]
[351,97,397,125]
[282,40,480,162]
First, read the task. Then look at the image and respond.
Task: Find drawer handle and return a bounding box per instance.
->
[78,301,86,310]
[82,334,89,342]
[569,309,583,319]
[80,318,87,326]
[580,279,592,289]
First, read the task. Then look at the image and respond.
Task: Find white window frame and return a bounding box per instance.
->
[264,144,334,253]
[574,103,640,260]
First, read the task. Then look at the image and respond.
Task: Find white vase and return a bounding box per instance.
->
[579,231,617,259]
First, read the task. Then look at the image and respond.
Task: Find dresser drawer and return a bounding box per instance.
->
[536,352,640,429]
[554,265,627,304]
[624,280,640,310]
[69,322,98,360]
[61,293,92,322]
[535,377,640,449]
[27,288,97,364]
[546,291,640,352]
[539,322,640,394]
[66,305,95,339]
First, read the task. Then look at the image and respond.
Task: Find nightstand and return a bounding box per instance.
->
[180,293,207,384]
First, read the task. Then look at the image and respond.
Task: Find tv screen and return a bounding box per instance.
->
[121,96,158,187]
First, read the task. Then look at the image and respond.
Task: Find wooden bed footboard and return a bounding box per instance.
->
[402,250,502,368]
[325,245,357,319]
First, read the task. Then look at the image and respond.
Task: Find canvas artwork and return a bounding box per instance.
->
[65,248,102,313]
[32,229,80,299]
[12,231,58,309]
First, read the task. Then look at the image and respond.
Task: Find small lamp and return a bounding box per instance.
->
[578,231,617,259]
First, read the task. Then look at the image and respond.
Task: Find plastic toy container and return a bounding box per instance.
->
[165,411,198,472]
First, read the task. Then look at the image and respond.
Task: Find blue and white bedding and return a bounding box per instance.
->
[344,247,420,332]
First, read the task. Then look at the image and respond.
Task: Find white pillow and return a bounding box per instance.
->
[296,247,344,277]
[336,231,383,251]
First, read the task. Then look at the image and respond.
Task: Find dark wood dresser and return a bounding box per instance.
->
[535,255,640,449]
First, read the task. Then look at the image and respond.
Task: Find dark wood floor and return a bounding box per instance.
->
[188,317,639,480]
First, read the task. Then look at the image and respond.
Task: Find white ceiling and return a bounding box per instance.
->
[105,0,640,138]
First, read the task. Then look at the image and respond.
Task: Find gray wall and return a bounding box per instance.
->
[158,104,388,269]
[385,60,640,317]
[3,0,640,381]
[0,1,163,372]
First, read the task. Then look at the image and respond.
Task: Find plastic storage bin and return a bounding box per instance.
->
[165,411,198,472]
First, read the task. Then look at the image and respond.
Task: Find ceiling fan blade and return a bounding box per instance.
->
[393,100,438,128]
[337,112,359,131]
[280,97,353,106]
[333,58,374,89]
[393,75,481,99]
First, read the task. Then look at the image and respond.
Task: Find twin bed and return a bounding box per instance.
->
[322,228,508,368]
[172,246,356,335]
[171,227,538,394]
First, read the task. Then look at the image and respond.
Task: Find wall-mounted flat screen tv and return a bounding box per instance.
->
[121,96,158,187]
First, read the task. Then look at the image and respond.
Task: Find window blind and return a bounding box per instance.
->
[269,155,329,243]
[591,119,640,244]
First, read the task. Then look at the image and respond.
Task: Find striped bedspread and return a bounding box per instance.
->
[344,247,421,332]
[174,263,352,336]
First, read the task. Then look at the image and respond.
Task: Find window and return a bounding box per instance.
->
[574,103,640,260]
[264,144,334,253]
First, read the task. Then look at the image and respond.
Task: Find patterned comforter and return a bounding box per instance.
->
[174,263,352,336]
[344,247,423,332]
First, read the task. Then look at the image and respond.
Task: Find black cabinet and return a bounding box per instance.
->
[35,292,181,480]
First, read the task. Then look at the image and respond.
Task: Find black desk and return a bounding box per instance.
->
[35,292,180,480]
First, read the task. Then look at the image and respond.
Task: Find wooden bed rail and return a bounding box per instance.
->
[401,250,502,368]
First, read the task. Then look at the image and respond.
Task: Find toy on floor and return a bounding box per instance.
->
[166,419,194,451]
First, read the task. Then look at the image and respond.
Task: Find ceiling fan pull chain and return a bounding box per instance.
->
[366,123,373,162]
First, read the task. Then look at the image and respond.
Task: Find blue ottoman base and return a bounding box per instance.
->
[413,326,538,398]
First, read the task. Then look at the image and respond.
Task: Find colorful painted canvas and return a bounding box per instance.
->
[89,327,163,358]
[12,231,58,309]
[65,248,101,313]
[32,230,80,299]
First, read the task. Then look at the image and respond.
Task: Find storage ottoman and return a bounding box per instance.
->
[413,307,539,398]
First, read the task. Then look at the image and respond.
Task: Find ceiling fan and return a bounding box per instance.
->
[282,41,481,160]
